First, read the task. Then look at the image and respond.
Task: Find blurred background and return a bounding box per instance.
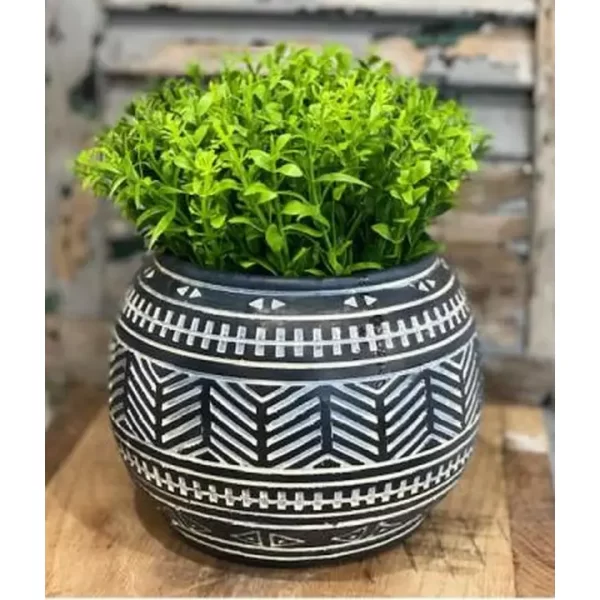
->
[45,0,554,444]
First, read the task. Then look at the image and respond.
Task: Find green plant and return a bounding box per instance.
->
[74,45,489,277]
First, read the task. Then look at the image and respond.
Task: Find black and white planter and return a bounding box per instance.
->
[108,252,484,567]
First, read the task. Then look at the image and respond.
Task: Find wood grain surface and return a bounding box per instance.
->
[45,388,554,597]
[504,406,555,597]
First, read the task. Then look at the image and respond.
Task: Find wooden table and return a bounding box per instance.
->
[46,386,554,597]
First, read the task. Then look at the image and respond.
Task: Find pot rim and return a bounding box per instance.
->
[153,251,439,292]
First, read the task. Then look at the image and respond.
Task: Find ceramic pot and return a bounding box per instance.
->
[108,252,484,566]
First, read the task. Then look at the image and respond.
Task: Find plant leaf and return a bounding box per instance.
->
[326,248,344,276]
[246,256,278,275]
[210,214,227,229]
[464,158,478,172]
[445,179,460,192]
[196,93,214,117]
[414,186,429,201]
[108,176,127,197]
[265,224,284,253]
[282,200,315,218]
[371,223,394,242]
[402,189,415,206]
[409,238,441,260]
[244,182,277,203]
[192,124,209,145]
[406,207,420,226]
[284,224,323,238]
[316,172,371,188]
[213,178,240,194]
[275,133,292,152]
[278,163,303,178]
[148,205,176,248]
[349,261,383,273]
[135,206,164,228]
[333,184,346,201]
[247,149,273,172]
[290,246,310,265]
[410,160,431,184]
[228,216,262,231]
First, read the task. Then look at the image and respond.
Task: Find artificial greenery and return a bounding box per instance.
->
[74,45,489,277]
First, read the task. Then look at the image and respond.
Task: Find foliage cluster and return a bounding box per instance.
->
[74,45,489,277]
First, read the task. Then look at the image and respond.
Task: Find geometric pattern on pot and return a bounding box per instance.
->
[114,254,476,381]
[110,408,478,563]
[106,252,484,564]
[109,334,482,469]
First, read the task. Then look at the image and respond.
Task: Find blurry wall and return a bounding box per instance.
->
[46,0,102,315]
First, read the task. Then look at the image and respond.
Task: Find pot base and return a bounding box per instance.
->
[166,512,428,568]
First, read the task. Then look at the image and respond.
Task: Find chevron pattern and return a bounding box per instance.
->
[208,382,259,465]
[448,339,482,423]
[157,369,204,456]
[109,335,482,469]
[264,386,323,468]
[382,373,431,459]
[329,390,379,465]
[111,348,207,456]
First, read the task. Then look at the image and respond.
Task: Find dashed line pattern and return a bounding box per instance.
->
[117,441,473,512]
[120,286,470,359]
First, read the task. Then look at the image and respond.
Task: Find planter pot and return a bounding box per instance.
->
[108,252,484,567]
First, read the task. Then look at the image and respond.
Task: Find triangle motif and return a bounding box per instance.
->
[245,384,285,398]
[180,514,210,534]
[331,526,370,543]
[355,378,389,391]
[194,448,235,464]
[249,298,265,310]
[151,363,176,381]
[231,530,262,546]
[312,457,343,469]
[269,533,305,547]
[344,296,359,308]
[373,520,407,536]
